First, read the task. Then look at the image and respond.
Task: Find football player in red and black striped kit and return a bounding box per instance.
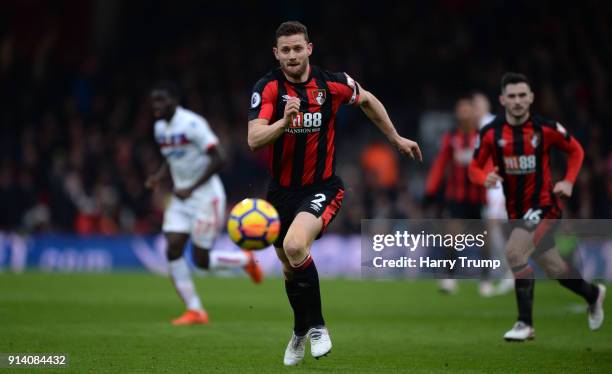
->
[426,97,486,217]
[469,72,606,341]
[425,97,491,295]
[248,21,421,365]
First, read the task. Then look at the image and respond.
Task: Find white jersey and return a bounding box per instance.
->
[154,106,221,190]
[477,112,507,219]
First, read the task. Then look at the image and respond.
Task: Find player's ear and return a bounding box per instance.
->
[498,94,505,107]
[307,42,313,57]
[273,46,279,61]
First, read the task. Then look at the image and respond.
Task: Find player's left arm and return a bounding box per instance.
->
[357,86,422,161]
[547,122,584,198]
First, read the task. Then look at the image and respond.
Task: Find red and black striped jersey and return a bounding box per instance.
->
[248,66,359,189]
[425,128,486,205]
[470,114,584,219]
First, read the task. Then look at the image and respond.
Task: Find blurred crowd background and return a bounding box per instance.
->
[1,0,611,235]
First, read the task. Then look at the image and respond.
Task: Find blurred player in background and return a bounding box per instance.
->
[470,73,606,341]
[472,92,514,295]
[425,97,491,295]
[146,81,263,325]
[248,21,421,365]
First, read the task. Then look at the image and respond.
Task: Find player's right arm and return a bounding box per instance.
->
[248,98,299,150]
[247,76,299,151]
[469,127,502,188]
[145,161,169,190]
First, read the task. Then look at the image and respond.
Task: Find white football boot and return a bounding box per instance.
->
[283,332,307,366]
[495,277,515,296]
[503,321,535,341]
[588,284,606,331]
[309,326,332,359]
[479,280,494,297]
[439,279,458,294]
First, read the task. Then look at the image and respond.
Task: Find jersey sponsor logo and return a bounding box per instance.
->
[157,134,190,148]
[162,149,187,159]
[310,89,326,105]
[250,92,261,108]
[286,112,323,134]
[158,134,190,159]
[503,155,536,174]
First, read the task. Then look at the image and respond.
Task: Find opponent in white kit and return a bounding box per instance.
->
[146,81,263,325]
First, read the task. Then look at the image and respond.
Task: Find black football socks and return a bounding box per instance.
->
[558,263,599,305]
[285,254,324,336]
[513,263,535,326]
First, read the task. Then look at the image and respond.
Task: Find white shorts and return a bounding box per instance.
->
[162,179,226,248]
[485,185,508,220]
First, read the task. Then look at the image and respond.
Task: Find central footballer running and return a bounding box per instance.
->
[247,21,422,365]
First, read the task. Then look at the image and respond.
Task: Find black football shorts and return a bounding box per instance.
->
[511,205,562,256]
[266,176,345,247]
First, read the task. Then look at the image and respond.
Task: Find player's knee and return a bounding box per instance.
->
[192,248,210,269]
[283,236,307,261]
[535,256,565,278]
[505,247,527,267]
[166,241,185,261]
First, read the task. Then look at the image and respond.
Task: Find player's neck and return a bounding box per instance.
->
[164,107,178,123]
[458,122,474,133]
[283,64,310,84]
[506,112,530,126]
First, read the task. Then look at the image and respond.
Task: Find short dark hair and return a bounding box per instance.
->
[501,72,530,92]
[151,80,180,99]
[456,94,473,103]
[275,21,309,42]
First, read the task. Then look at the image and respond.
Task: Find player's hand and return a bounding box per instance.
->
[145,175,160,190]
[174,187,194,200]
[553,180,573,198]
[282,97,300,127]
[484,167,503,188]
[393,136,422,161]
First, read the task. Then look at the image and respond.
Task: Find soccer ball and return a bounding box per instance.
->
[227,198,281,250]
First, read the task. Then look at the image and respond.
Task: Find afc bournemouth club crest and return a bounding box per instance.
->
[311,89,326,105]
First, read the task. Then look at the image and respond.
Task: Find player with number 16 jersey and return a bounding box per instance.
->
[469,72,605,342]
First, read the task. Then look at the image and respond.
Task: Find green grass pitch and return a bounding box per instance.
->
[1,273,610,373]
